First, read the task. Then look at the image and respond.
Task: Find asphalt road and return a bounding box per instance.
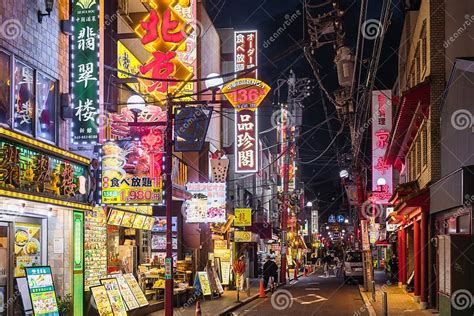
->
[230,271,370,316]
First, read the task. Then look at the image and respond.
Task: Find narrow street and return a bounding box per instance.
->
[231,271,369,316]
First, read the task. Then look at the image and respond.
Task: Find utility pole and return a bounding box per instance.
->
[280,70,296,284]
[165,94,174,316]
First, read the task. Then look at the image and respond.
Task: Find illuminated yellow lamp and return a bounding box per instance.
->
[0,128,89,165]
[0,189,91,211]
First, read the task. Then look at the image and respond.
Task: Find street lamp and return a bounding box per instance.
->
[339,169,349,178]
[38,0,54,23]
[306,201,313,207]
[127,95,146,121]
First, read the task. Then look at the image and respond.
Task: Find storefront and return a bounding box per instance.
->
[0,128,90,316]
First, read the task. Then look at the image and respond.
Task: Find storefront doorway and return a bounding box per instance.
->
[0,214,46,316]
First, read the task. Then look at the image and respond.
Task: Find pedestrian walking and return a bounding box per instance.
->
[311,254,317,272]
[263,255,278,288]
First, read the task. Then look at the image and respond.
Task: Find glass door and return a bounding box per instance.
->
[0,222,10,316]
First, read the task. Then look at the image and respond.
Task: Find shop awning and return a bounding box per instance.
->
[385,83,430,168]
[387,187,429,225]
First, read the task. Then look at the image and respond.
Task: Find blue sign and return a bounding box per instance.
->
[328,214,336,223]
[336,215,345,223]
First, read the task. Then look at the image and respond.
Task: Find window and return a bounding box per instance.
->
[422,124,428,168]
[416,136,421,176]
[0,51,11,125]
[36,72,56,143]
[13,60,35,135]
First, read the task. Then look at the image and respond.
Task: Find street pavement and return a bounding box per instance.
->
[230,271,370,316]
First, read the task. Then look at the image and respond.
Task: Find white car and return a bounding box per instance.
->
[343,251,363,283]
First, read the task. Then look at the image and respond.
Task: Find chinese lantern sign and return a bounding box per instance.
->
[71,0,100,144]
[134,0,195,103]
[234,31,257,78]
[372,90,393,204]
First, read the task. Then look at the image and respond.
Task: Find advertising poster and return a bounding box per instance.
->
[123,274,148,307]
[91,285,113,316]
[101,140,162,205]
[234,208,252,226]
[111,274,140,311]
[24,266,59,316]
[85,206,108,290]
[196,272,212,296]
[14,223,41,277]
[151,216,177,232]
[100,278,127,315]
[185,182,226,223]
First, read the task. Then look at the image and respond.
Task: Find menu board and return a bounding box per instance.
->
[121,212,136,228]
[132,214,146,229]
[211,267,224,294]
[24,266,59,316]
[111,274,140,311]
[196,272,212,296]
[85,207,108,290]
[220,261,231,285]
[91,285,113,316]
[123,273,148,307]
[107,209,125,226]
[100,278,127,315]
[142,216,155,230]
[14,223,42,277]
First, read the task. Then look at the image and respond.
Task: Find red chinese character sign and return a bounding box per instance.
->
[372,90,393,204]
[134,0,195,103]
[234,31,257,78]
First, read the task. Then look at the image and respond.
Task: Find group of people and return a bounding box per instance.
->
[320,252,343,277]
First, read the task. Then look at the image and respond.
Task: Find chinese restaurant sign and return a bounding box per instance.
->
[117,41,147,95]
[234,31,257,78]
[71,0,100,144]
[234,208,252,227]
[0,129,89,205]
[101,140,162,205]
[25,266,60,316]
[134,0,195,103]
[185,182,226,223]
[372,90,393,204]
[221,78,270,110]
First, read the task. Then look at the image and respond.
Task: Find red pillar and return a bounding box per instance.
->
[414,219,421,298]
[420,211,428,308]
[397,229,402,284]
[400,227,407,284]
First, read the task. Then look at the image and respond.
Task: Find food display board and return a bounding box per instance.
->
[152,216,178,232]
[85,207,108,290]
[107,209,125,226]
[220,260,231,286]
[90,285,114,316]
[100,278,127,315]
[24,266,59,316]
[111,273,140,311]
[195,271,212,296]
[14,223,42,277]
[123,273,148,307]
[142,216,155,230]
[100,140,163,205]
[212,266,224,294]
[132,214,146,229]
[121,212,136,228]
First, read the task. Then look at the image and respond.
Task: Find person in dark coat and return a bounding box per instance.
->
[263,255,278,288]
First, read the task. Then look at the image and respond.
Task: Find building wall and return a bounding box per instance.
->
[0,0,70,149]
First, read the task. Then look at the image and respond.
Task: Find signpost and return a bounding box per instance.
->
[25,266,59,316]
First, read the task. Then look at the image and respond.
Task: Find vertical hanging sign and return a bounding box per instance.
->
[371,90,393,204]
[71,0,100,144]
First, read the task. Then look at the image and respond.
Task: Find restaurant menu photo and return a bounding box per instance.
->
[91,285,114,316]
[110,273,140,311]
[123,273,148,307]
[100,278,127,315]
[24,266,59,316]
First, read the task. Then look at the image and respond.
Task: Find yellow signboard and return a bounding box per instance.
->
[221,78,271,110]
[234,231,252,242]
[234,208,252,227]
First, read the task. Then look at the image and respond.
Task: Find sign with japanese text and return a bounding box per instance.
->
[101,140,162,205]
[71,0,100,144]
[234,230,252,242]
[311,210,319,235]
[234,31,257,78]
[234,208,252,227]
[25,266,59,316]
[0,132,89,204]
[134,0,195,103]
[361,220,370,251]
[235,110,258,173]
[185,182,226,223]
[372,90,393,204]
[221,78,270,110]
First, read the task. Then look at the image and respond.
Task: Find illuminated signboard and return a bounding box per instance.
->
[117,41,147,95]
[234,208,252,227]
[311,210,319,235]
[25,266,59,316]
[0,131,89,205]
[234,230,252,242]
[221,78,270,110]
[185,182,226,223]
[278,108,296,189]
[372,90,393,204]
[100,140,162,205]
[234,30,257,78]
[71,0,100,144]
[134,0,194,103]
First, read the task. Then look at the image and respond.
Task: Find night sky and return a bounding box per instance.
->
[205,0,405,216]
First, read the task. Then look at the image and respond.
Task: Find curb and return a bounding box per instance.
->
[218,274,305,316]
[358,285,376,316]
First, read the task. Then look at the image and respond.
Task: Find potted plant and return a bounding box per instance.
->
[57,293,72,316]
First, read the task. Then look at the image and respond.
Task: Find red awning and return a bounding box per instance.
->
[385,83,430,167]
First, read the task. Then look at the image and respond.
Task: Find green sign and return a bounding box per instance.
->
[25,266,60,316]
[73,211,84,316]
[71,0,100,144]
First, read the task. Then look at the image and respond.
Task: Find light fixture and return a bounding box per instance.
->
[325,225,329,230]
[344,218,349,224]
[339,169,349,178]
[306,201,313,207]
[127,95,146,122]
[377,178,387,186]
[205,73,224,102]
[38,0,55,23]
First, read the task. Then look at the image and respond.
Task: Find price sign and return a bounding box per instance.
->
[222,78,270,110]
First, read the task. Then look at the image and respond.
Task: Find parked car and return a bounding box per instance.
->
[343,250,363,283]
